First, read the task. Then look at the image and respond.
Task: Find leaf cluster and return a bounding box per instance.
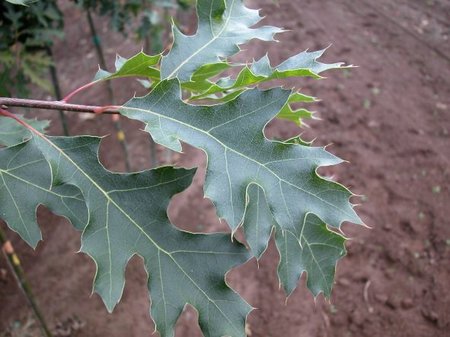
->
[0,1,362,336]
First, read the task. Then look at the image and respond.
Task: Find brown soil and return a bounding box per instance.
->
[1,0,449,336]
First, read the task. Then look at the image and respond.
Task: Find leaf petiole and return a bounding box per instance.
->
[0,108,40,134]
[61,80,100,103]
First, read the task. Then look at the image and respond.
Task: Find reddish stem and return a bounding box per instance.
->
[62,80,99,103]
[0,108,43,136]
[0,97,120,114]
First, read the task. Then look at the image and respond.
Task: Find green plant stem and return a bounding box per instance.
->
[86,9,131,171]
[0,227,53,337]
[45,47,69,136]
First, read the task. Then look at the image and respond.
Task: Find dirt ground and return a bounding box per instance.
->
[1,0,449,336]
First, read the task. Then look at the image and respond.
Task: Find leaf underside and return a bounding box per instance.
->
[243,185,346,297]
[121,79,360,299]
[121,79,361,231]
[30,135,251,337]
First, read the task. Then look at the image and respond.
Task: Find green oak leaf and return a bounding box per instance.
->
[182,61,232,93]
[160,0,284,81]
[190,49,345,101]
[243,185,346,297]
[95,47,334,127]
[0,115,49,147]
[277,93,315,126]
[260,48,347,78]
[191,62,231,82]
[30,135,251,337]
[120,79,362,240]
[277,108,313,126]
[0,141,87,247]
[94,51,161,82]
[185,49,342,125]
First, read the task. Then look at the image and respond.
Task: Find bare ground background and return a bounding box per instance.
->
[1,0,449,336]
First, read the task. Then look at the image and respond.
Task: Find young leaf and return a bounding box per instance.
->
[120,79,362,237]
[182,49,341,125]
[160,0,284,81]
[243,185,346,297]
[0,141,87,247]
[0,115,49,147]
[276,92,317,126]
[94,51,161,82]
[30,135,251,337]
[276,107,313,126]
[191,62,231,82]
[181,61,232,92]
[190,49,346,101]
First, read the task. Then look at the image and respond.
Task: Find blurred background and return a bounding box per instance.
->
[0,0,449,336]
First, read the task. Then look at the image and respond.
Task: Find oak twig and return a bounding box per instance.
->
[0,97,120,114]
